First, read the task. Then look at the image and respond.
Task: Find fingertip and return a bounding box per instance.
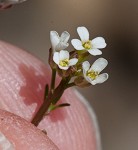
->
[0,41,100,150]
[0,109,59,150]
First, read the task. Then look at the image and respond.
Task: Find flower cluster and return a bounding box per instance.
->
[31,26,109,126]
[50,26,108,86]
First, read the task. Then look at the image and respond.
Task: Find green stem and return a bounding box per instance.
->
[31,77,70,126]
[50,68,56,93]
[65,82,76,89]
[31,97,51,126]
[51,77,70,104]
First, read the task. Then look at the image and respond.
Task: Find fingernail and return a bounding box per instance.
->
[0,132,14,150]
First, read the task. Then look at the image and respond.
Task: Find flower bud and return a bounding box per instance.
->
[74,76,91,88]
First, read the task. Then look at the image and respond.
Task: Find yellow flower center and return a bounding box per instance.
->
[82,40,92,50]
[87,70,98,80]
[59,59,69,67]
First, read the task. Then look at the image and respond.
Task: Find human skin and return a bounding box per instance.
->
[0,41,101,150]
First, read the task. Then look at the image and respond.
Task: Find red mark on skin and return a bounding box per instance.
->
[19,63,67,122]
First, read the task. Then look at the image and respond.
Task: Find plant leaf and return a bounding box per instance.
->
[44,84,49,99]
[47,103,70,114]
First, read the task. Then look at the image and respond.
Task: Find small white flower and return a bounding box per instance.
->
[71,26,107,56]
[82,58,108,85]
[50,31,70,51]
[53,50,78,70]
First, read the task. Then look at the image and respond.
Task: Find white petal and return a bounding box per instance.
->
[56,42,69,51]
[59,50,69,60]
[50,31,60,50]
[90,58,108,73]
[82,61,91,82]
[58,65,69,70]
[91,73,109,85]
[88,49,102,56]
[84,76,93,83]
[92,37,107,49]
[82,61,90,72]
[60,31,70,43]
[69,58,78,66]
[53,52,60,65]
[77,26,89,42]
[71,39,84,50]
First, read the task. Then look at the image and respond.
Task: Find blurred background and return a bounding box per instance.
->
[0,0,138,150]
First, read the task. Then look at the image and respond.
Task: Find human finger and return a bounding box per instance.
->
[0,41,101,150]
